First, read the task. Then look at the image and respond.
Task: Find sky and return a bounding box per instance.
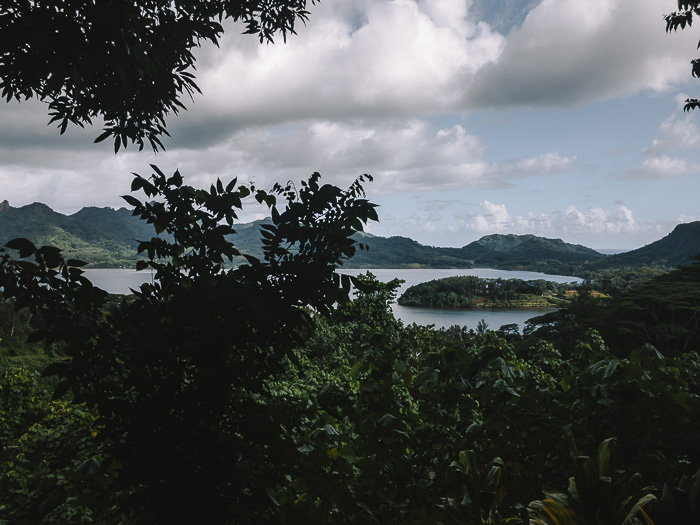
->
[1,0,700,250]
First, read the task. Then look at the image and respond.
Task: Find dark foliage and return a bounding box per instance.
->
[0,169,377,523]
[0,0,314,151]
[666,1,700,113]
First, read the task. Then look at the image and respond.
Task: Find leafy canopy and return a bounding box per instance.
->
[0,168,378,522]
[0,0,315,152]
[666,1,700,111]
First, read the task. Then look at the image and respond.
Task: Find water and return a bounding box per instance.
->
[83,267,581,331]
[83,268,157,295]
[338,268,581,330]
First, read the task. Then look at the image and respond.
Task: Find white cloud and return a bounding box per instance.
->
[463,0,698,109]
[181,0,505,133]
[459,202,642,236]
[470,200,511,232]
[645,95,700,154]
[164,120,577,192]
[0,0,696,251]
[506,152,578,176]
[619,155,700,179]
[0,103,585,214]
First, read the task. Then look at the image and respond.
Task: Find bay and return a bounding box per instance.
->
[337,268,581,331]
[83,267,582,331]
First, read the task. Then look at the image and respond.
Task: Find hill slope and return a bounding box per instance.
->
[0,200,153,267]
[1,199,699,273]
[591,222,700,270]
[347,232,605,274]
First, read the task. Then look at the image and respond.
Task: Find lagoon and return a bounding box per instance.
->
[338,268,581,331]
[83,267,582,331]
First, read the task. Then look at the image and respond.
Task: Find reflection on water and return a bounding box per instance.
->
[84,267,581,331]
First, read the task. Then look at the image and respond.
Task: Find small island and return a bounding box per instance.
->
[397,275,584,309]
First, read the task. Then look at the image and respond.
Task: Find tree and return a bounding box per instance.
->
[666,1,700,111]
[0,168,378,523]
[0,0,314,152]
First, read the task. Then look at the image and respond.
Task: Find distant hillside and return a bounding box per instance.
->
[1,199,699,273]
[0,201,268,267]
[0,200,153,267]
[588,222,700,270]
[457,234,604,272]
[343,233,478,269]
[347,232,605,275]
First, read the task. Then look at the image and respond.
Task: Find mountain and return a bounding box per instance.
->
[590,222,700,270]
[346,232,605,274]
[0,200,153,267]
[456,234,603,270]
[1,199,699,273]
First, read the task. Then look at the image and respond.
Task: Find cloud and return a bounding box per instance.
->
[0,104,584,216]
[502,152,579,176]
[171,0,505,142]
[645,95,700,155]
[459,201,644,236]
[162,119,579,193]
[463,0,698,109]
[619,155,700,179]
[470,201,512,232]
[618,94,700,179]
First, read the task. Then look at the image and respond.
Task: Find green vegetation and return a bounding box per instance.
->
[2,174,700,523]
[2,2,700,522]
[397,276,576,308]
[526,257,700,358]
[347,232,607,272]
[0,201,153,268]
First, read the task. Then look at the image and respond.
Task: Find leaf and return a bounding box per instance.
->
[52,380,71,400]
[541,498,579,524]
[323,424,339,436]
[349,361,363,378]
[42,361,70,378]
[122,195,142,208]
[602,359,620,379]
[5,238,37,257]
[150,164,166,178]
[93,129,112,144]
[596,438,616,478]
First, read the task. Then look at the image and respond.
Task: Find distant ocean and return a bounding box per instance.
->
[595,249,630,255]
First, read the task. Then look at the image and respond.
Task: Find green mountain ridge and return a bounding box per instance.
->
[0,200,153,267]
[1,199,699,274]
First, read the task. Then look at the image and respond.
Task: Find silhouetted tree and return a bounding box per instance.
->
[0,0,315,152]
[666,1,700,111]
[0,168,377,522]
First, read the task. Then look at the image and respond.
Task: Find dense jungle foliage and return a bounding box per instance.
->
[1,171,700,524]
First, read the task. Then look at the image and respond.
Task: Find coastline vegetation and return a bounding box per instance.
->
[397,276,580,309]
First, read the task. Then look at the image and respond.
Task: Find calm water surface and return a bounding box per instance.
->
[84,268,581,331]
[339,268,581,331]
